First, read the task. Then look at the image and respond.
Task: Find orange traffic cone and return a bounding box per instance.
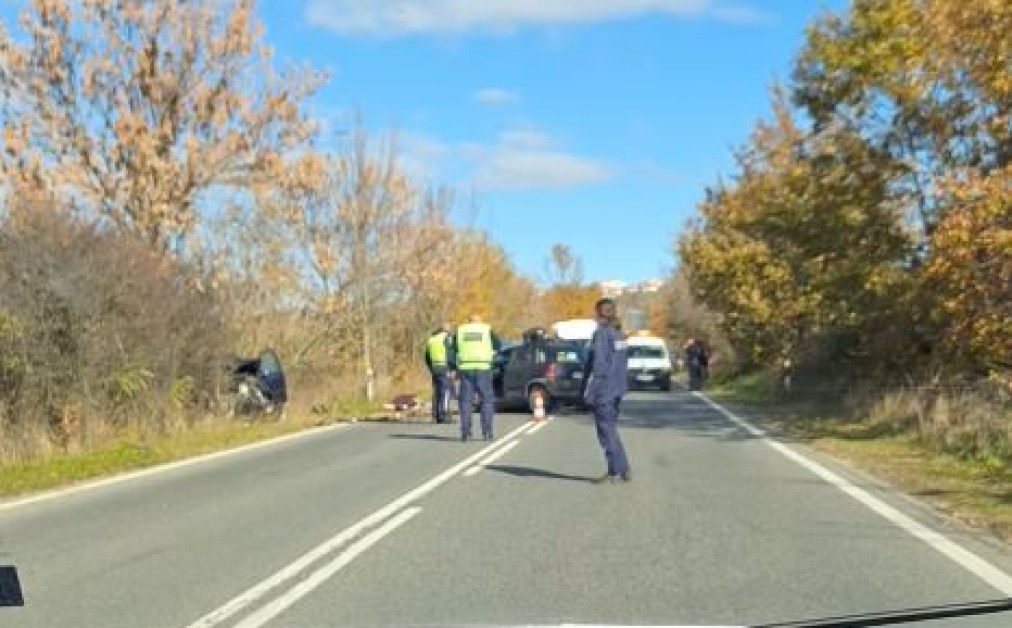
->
[532,390,547,423]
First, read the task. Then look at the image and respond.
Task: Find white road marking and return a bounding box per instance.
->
[235,506,422,628]
[0,423,349,514]
[694,392,1012,596]
[185,419,533,628]
[464,440,520,477]
[527,420,550,434]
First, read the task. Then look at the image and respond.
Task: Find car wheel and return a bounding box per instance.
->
[660,377,672,392]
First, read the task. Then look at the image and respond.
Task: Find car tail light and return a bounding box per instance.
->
[545,363,557,380]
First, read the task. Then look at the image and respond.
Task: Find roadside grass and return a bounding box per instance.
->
[0,391,433,499]
[709,378,1012,544]
[0,413,344,499]
[818,437,1012,542]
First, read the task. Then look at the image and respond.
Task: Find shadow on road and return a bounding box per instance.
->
[388,433,460,442]
[485,465,597,483]
[559,397,771,442]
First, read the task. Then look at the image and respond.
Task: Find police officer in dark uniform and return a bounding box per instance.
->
[424,322,454,423]
[583,298,631,484]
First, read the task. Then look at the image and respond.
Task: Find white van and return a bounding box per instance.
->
[626,334,673,391]
[551,319,598,343]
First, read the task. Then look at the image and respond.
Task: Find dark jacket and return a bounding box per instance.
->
[583,323,629,404]
[685,341,708,369]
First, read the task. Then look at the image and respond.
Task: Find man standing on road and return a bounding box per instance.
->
[424,323,454,424]
[684,338,708,391]
[584,298,631,484]
[452,314,501,442]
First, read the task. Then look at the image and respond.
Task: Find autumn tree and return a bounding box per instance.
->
[539,243,600,323]
[0,0,324,253]
[449,232,538,339]
[794,0,1010,245]
[222,126,458,399]
[545,243,584,285]
[682,0,1009,385]
[679,94,910,369]
[789,0,1009,376]
[650,272,724,346]
[923,165,1012,373]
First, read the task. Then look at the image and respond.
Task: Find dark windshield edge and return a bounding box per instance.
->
[755,597,1012,628]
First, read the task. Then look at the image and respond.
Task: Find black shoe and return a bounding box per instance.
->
[593,474,618,485]
[620,472,632,483]
[461,433,470,442]
[483,433,493,441]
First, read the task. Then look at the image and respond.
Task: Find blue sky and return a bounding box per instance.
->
[275,0,848,284]
[2,0,847,284]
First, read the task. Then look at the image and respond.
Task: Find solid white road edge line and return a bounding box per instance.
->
[693,391,1012,596]
[234,506,422,628]
[0,423,349,514]
[184,419,533,628]
[464,439,521,477]
[527,419,550,434]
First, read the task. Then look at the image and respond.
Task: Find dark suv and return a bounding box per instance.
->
[492,329,587,411]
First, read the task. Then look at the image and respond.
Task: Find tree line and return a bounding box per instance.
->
[676,0,1009,386]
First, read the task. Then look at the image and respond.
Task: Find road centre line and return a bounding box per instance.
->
[464,440,520,477]
[693,392,1012,596]
[185,419,533,628]
[527,419,550,434]
[0,423,349,514]
[235,506,422,628]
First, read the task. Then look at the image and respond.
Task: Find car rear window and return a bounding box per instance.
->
[629,346,667,359]
[551,344,586,364]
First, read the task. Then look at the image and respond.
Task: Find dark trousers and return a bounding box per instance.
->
[688,364,705,391]
[594,397,629,476]
[430,370,452,423]
[458,370,494,438]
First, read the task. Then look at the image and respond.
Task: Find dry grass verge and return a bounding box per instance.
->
[0,414,345,499]
[710,377,1012,544]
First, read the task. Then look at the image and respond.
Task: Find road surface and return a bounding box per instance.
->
[1,390,1010,627]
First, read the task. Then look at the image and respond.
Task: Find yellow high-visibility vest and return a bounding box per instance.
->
[455,323,493,370]
[426,332,448,367]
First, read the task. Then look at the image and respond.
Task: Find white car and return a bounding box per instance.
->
[626,335,673,391]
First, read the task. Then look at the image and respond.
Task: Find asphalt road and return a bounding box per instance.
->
[1,390,1011,627]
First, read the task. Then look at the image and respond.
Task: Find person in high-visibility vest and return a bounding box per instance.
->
[451,314,501,441]
[424,323,455,424]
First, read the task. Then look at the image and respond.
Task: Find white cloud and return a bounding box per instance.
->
[473,88,521,106]
[398,127,615,191]
[709,4,775,25]
[304,0,772,37]
[477,148,614,191]
[498,128,552,150]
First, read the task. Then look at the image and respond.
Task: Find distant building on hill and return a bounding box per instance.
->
[599,280,628,298]
[638,278,663,293]
[597,278,663,298]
